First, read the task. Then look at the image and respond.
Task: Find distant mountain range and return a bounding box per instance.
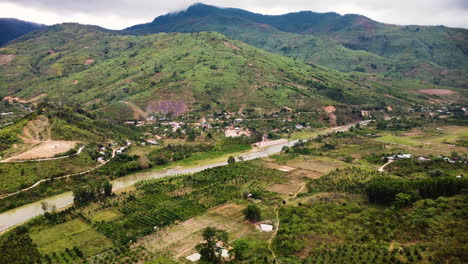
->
[0,18,45,46]
[126,3,468,88]
[0,3,466,121]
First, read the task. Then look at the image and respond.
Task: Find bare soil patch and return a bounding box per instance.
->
[223,41,240,50]
[323,105,336,113]
[2,94,47,104]
[0,54,16,65]
[84,59,95,65]
[2,141,78,161]
[146,100,188,116]
[419,89,457,95]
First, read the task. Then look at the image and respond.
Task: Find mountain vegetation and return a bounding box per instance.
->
[0,23,439,119]
[127,3,468,88]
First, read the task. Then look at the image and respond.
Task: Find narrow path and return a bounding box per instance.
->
[0,145,85,163]
[378,160,394,172]
[268,207,280,263]
[121,101,147,120]
[0,148,116,199]
[267,182,307,263]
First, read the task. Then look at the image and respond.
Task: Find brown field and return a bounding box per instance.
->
[83,59,95,65]
[146,100,188,116]
[2,140,78,161]
[137,203,257,261]
[418,89,457,95]
[323,105,336,113]
[267,177,306,195]
[0,54,16,65]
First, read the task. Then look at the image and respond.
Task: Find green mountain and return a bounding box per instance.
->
[0,18,45,46]
[126,3,468,88]
[0,23,423,119]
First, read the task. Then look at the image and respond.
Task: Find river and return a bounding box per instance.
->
[0,121,366,232]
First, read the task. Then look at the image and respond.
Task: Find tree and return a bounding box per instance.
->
[227,156,236,165]
[232,239,249,260]
[243,204,262,222]
[196,227,228,263]
[394,193,414,208]
[103,181,113,197]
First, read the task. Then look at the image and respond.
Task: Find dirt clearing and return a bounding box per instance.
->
[419,89,457,95]
[0,54,16,65]
[2,141,78,162]
[2,94,47,104]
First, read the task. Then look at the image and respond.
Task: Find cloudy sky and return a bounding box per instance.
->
[0,0,467,29]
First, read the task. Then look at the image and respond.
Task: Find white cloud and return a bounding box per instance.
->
[0,0,467,29]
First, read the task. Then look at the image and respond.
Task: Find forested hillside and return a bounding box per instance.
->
[127,3,468,88]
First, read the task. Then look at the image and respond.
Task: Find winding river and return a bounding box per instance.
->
[0,122,366,232]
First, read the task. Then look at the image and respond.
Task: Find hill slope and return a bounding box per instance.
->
[126,3,468,88]
[0,18,45,46]
[0,23,422,117]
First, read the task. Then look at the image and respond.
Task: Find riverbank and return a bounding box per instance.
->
[0,121,367,233]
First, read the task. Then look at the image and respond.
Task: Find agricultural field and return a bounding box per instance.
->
[29,218,114,256]
[0,117,466,264]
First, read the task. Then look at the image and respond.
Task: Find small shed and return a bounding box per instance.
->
[260,224,273,232]
[186,253,201,262]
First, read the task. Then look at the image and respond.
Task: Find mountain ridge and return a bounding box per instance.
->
[0,18,45,46]
[126,3,468,89]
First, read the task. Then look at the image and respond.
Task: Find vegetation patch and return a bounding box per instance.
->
[29,218,113,256]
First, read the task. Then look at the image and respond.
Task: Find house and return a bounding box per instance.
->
[386,154,413,160]
[418,157,430,162]
[396,154,413,159]
[146,140,158,145]
[295,124,304,130]
[116,147,127,155]
[97,157,105,163]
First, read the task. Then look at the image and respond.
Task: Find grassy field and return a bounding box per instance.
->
[29,219,113,256]
[90,208,122,223]
[375,125,468,154]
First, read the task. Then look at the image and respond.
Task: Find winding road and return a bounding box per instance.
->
[0,148,115,199]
